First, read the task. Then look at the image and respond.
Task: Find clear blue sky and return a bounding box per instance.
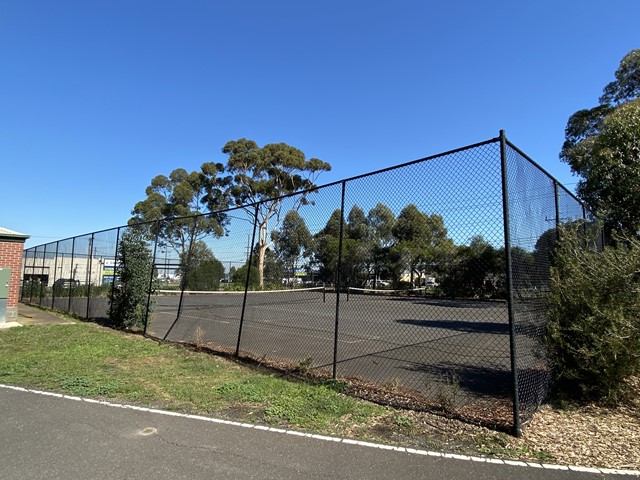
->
[2,0,638,248]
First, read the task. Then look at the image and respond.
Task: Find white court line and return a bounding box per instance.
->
[1,384,637,477]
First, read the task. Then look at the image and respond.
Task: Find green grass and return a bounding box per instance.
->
[0,320,552,462]
[0,322,379,433]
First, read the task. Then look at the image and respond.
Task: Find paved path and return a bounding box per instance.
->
[1,386,628,480]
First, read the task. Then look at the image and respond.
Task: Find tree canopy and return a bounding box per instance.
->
[273,209,312,278]
[129,163,231,256]
[222,139,331,286]
[561,49,640,236]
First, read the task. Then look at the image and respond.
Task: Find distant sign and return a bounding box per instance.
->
[102,259,120,281]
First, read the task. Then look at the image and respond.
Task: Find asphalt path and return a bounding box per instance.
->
[1,386,619,480]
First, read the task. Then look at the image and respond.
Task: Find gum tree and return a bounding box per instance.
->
[130,163,231,260]
[222,139,331,287]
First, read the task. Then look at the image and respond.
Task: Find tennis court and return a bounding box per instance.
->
[148,287,514,401]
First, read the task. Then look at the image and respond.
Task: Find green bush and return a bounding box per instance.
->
[109,229,156,329]
[545,226,640,402]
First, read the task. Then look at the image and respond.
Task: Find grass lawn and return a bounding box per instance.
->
[0,321,556,463]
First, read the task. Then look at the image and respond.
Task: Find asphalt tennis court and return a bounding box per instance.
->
[147,288,516,402]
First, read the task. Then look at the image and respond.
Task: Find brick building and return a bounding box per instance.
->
[0,227,29,324]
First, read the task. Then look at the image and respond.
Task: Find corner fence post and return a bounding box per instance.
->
[332,181,347,380]
[500,130,522,436]
[236,203,260,356]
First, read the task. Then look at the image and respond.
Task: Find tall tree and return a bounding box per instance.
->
[311,209,342,284]
[569,100,640,235]
[222,139,331,286]
[440,236,505,298]
[367,203,396,285]
[561,49,640,236]
[178,240,225,291]
[129,164,231,259]
[391,204,453,287]
[273,210,312,282]
[343,206,372,286]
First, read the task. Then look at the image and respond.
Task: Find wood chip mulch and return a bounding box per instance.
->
[508,377,640,470]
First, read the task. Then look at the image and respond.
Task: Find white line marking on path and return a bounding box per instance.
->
[1,384,637,477]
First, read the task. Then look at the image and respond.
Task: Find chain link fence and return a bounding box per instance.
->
[21,132,597,435]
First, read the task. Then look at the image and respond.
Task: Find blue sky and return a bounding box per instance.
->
[2,0,638,248]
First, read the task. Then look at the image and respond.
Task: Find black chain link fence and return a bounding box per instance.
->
[21,132,597,435]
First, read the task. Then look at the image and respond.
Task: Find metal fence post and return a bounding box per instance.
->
[144,221,160,336]
[500,130,522,436]
[51,241,60,308]
[553,180,561,241]
[108,227,122,321]
[68,237,76,313]
[85,234,95,320]
[332,181,347,380]
[27,248,36,304]
[39,244,48,306]
[236,204,260,356]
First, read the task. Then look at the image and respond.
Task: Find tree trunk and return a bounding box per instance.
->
[257,241,267,288]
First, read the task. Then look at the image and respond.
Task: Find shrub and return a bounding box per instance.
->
[545,226,640,402]
[109,229,156,329]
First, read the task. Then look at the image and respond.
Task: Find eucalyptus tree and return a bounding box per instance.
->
[222,139,331,286]
[129,163,231,262]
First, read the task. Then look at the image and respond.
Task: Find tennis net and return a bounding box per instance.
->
[346,286,427,301]
[155,286,326,308]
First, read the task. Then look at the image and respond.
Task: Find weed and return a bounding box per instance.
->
[434,372,461,412]
[194,326,205,346]
[295,357,314,374]
[392,413,413,429]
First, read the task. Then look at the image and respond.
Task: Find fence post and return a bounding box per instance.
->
[86,234,95,320]
[51,241,60,309]
[39,244,47,306]
[499,130,522,437]
[68,237,76,313]
[144,221,160,336]
[27,248,36,304]
[109,227,121,321]
[332,181,347,380]
[553,180,561,241]
[236,204,260,356]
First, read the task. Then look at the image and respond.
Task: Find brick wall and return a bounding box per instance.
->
[0,240,25,308]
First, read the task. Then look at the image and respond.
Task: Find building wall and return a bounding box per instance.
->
[0,240,26,318]
[22,256,106,286]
